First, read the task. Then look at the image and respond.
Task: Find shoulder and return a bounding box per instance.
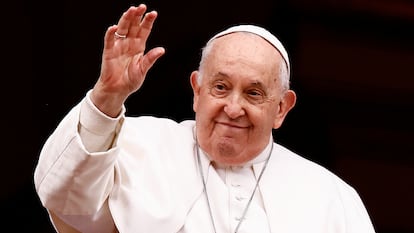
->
[124,116,194,130]
[272,142,333,174]
[264,143,374,232]
[270,142,354,191]
[267,142,363,208]
[121,116,195,141]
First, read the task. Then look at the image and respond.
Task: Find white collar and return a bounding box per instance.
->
[196,136,274,181]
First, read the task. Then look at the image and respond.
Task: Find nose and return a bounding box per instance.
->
[223,94,246,119]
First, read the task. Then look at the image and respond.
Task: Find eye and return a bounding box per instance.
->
[246,89,267,104]
[247,89,263,97]
[209,81,229,97]
[247,89,266,99]
[214,83,226,91]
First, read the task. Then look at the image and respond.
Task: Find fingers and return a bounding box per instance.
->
[128,5,147,38]
[103,4,159,55]
[103,4,164,79]
[131,10,158,39]
[114,4,158,41]
[104,25,117,51]
[115,4,147,38]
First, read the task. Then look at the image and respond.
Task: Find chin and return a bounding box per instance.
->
[210,142,247,165]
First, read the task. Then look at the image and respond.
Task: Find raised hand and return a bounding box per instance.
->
[91,4,165,117]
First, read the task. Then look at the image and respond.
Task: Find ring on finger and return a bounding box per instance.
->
[114,31,127,39]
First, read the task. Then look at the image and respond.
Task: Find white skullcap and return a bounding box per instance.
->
[208,24,290,77]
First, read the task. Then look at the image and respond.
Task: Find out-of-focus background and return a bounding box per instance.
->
[5,0,413,232]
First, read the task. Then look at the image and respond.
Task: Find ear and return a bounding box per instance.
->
[273,90,296,129]
[190,71,201,112]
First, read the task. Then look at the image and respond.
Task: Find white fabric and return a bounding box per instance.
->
[188,142,272,233]
[208,24,290,76]
[34,91,376,233]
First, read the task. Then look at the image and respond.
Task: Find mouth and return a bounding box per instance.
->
[217,121,249,129]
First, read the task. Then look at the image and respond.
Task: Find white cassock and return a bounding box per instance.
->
[34,91,376,233]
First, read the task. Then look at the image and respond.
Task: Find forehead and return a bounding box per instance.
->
[203,33,282,87]
[211,32,279,58]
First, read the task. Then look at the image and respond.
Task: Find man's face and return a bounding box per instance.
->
[191,32,295,166]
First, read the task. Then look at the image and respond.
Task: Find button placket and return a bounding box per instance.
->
[228,166,256,229]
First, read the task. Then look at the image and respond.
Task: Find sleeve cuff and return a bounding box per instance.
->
[79,90,126,136]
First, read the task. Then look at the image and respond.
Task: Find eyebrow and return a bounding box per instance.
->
[213,71,229,79]
[249,80,267,90]
[213,72,267,89]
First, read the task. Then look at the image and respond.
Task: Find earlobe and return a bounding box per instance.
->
[273,90,297,129]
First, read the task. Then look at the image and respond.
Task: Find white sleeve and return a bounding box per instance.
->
[34,90,126,233]
[78,90,125,153]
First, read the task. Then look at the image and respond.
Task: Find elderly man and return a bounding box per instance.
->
[34,4,376,233]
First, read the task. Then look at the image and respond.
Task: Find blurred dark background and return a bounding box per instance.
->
[5,0,413,232]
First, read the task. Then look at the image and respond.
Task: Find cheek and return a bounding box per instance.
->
[198,100,228,129]
[193,96,199,112]
[199,101,222,119]
[251,107,278,128]
[198,93,223,110]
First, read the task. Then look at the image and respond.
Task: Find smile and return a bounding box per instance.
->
[217,121,249,129]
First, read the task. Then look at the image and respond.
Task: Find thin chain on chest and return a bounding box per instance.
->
[196,142,273,233]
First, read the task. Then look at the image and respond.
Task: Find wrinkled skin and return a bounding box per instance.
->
[191,33,296,166]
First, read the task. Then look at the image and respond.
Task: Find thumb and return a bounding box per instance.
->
[139,47,166,74]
